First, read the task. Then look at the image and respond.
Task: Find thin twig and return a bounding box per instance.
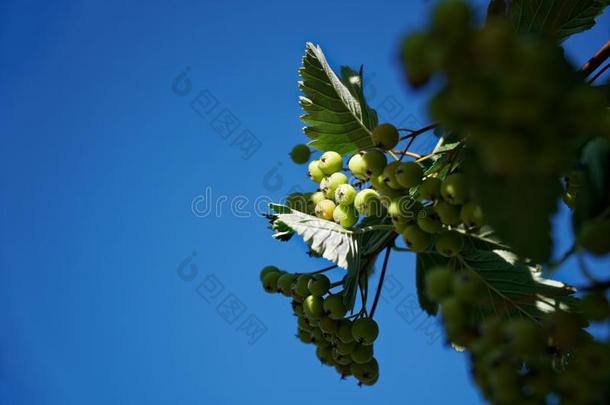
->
[296,264,337,276]
[369,246,392,318]
[398,123,438,141]
[589,61,610,84]
[581,40,610,77]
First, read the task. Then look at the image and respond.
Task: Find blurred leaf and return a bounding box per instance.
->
[461,249,577,320]
[472,174,562,263]
[508,0,609,42]
[416,253,450,315]
[299,42,376,155]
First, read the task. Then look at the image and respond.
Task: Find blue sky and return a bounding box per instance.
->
[1,1,609,404]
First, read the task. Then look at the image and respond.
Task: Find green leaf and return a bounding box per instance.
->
[507,0,609,42]
[416,253,451,315]
[460,249,577,320]
[472,173,562,263]
[299,42,377,155]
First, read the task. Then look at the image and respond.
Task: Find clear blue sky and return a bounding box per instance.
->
[1,1,609,404]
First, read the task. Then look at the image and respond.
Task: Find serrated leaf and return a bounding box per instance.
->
[299,42,376,155]
[460,249,576,321]
[508,0,609,42]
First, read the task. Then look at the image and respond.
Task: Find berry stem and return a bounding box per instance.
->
[398,123,438,141]
[581,40,610,78]
[296,264,337,276]
[391,149,421,159]
[369,245,392,319]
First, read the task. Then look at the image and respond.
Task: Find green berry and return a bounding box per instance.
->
[452,271,483,303]
[351,344,374,364]
[351,318,379,345]
[433,200,461,225]
[418,177,442,200]
[262,271,284,293]
[435,231,463,257]
[290,144,311,164]
[292,300,304,317]
[504,318,540,356]
[460,201,484,228]
[335,184,357,205]
[441,173,469,205]
[361,149,387,177]
[319,316,339,334]
[354,189,382,217]
[294,275,313,297]
[348,153,367,180]
[318,151,343,175]
[402,224,432,251]
[333,204,358,228]
[297,316,311,332]
[304,295,325,320]
[425,267,453,302]
[297,328,313,344]
[315,199,336,221]
[395,162,423,188]
[381,161,403,189]
[259,265,280,281]
[332,349,352,365]
[388,196,417,223]
[277,273,297,296]
[352,358,379,385]
[321,172,348,199]
[310,191,326,206]
[580,292,610,321]
[308,274,331,296]
[308,160,325,183]
[372,123,399,150]
[323,294,347,319]
[440,297,466,328]
[578,220,610,255]
[337,319,355,343]
[417,207,443,233]
[316,346,335,365]
[335,340,357,355]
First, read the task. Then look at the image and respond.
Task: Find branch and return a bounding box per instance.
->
[398,123,438,141]
[581,40,610,77]
[369,245,392,318]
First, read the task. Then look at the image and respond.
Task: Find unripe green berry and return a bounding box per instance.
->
[425,266,453,302]
[332,349,352,365]
[402,224,432,251]
[372,123,399,150]
[290,144,311,164]
[316,345,334,365]
[387,196,417,223]
[335,340,357,355]
[354,189,382,217]
[262,271,284,293]
[335,184,357,205]
[395,162,423,188]
[308,160,325,183]
[337,319,355,343]
[433,200,461,226]
[315,199,336,220]
[578,220,610,256]
[418,177,442,201]
[323,294,347,319]
[381,161,403,189]
[441,173,469,205]
[277,273,297,296]
[304,295,325,320]
[333,204,359,228]
[310,191,326,206]
[351,344,374,364]
[297,328,313,344]
[361,149,387,177]
[294,275,313,298]
[321,172,348,199]
[352,358,379,384]
[351,317,379,345]
[259,265,280,281]
[348,153,367,180]
[318,151,343,175]
[452,271,483,303]
[319,316,339,334]
[417,207,443,233]
[435,231,463,257]
[308,274,331,296]
[460,201,484,228]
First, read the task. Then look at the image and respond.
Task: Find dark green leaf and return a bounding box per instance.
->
[299,43,376,155]
[508,0,609,42]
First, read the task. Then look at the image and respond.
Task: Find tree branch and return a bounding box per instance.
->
[581,40,610,78]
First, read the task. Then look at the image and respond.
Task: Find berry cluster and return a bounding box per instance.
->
[424,266,610,404]
[260,265,380,385]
